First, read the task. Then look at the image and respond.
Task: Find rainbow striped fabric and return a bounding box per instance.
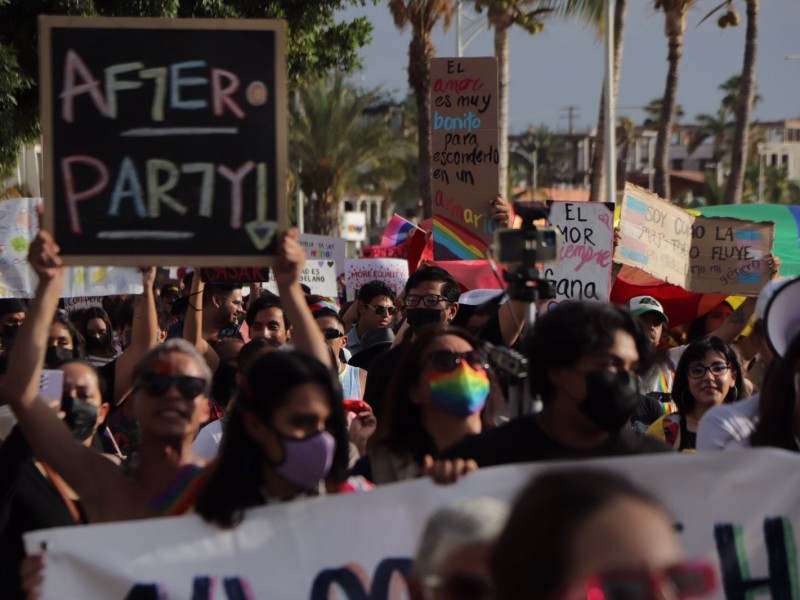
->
[150,464,212,516]
[432,216,489,260]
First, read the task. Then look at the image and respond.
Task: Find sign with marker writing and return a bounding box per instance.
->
[39,17,288,266]
[429,57,499,260]
[541,201,614,305]
[261,260,337,297]
[200,267,270,284]
[298,234,346,278]
[0,198,143,298]
[344,258,409,301]
[615,184,775,295]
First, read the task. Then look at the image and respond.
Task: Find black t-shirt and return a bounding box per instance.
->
[0,427,84,599]
[442,414,671,467]
[363,343,409,419]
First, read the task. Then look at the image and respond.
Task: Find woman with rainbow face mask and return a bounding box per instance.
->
[350,325,502,485]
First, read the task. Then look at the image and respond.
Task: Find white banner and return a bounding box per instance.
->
[24,450,800,599]
[0,198,142,298]
[299,234,346,278]
[262,259,338,297]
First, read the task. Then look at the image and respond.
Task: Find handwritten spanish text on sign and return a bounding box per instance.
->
[262,260,337,297]
[345,258,409,301]
[543,201,614,303]
[39,17,288,266]
[614,185,775,295]
[430,57,499,260]
[298,234,346,277]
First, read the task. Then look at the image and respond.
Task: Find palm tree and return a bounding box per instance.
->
[724,0,758,204]
[688,107,734,165]
[615,116,634,191]
[475,1,557,198]
[643,97,684,128]
[389,0,456,219]
[653,0,695,200]
[511,125,571,189]
[290,73,404,235]
[719,74,762,115]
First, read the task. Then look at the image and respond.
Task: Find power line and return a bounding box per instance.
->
[560,105,580,134]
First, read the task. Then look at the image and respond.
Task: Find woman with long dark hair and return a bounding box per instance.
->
[751,332,800,451]
[351,324,501,484]
[195,351,351,528]
[77,307,118,367]
[648,336,744,452]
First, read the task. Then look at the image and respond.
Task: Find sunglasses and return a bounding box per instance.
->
[322,328,345,340]
[427,350,488,373]
[568,560,716,600]
[137,372,206,400]
[365,304,397,316]
[423,572,492,600]
[687,362,730,379]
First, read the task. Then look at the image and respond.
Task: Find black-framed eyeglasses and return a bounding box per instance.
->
[365,304,397,316]
[322,328,345,340]
[427,350,488,373]
[687,362,730,379]
[405,294,449,308]
[136,373,206,400]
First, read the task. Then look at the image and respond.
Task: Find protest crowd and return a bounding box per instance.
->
[0,187,797,600]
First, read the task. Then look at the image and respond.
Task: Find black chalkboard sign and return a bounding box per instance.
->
[39,16,288,266]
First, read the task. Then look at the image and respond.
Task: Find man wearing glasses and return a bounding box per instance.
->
[345,280,397,356]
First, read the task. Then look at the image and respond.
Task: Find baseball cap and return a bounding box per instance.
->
[628,295,668,324]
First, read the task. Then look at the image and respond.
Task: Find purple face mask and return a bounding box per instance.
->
[275,430,336,489]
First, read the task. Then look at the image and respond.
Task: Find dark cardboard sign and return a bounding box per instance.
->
[39,16,288,266]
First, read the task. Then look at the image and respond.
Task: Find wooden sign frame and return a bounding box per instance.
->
[39,16,288,266]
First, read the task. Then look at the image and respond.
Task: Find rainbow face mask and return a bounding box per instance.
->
[428,363,490,417]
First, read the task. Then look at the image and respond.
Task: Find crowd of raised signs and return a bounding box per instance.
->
[1,208,799,600]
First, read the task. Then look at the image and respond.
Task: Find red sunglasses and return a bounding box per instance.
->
[563,560,716,600]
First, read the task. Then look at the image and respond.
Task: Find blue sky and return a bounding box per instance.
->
[341,1,800,135]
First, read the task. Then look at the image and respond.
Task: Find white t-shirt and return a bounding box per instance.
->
[696,395,759,451]
[193,419,224,460]
[640,345,685,394]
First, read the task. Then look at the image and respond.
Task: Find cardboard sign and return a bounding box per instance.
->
[24,450,800,600]
[542,201,614,303]
[344,258,409,301]
[261,260,337,297]
[429,57,499,260]
[0,198,143,298]
[39,17,288,266]
[299,234,346,277]
[615,185,775,295]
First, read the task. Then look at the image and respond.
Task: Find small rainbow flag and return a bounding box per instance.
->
[381,214,418,248]
[432,216,489,260]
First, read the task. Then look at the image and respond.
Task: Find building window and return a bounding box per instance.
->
[672,159,684,170]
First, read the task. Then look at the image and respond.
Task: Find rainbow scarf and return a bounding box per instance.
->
[150,464,212,516]
[429,364,490,417]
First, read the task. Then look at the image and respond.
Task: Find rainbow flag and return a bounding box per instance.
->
[381,214,418,248]
[432,216,489,260]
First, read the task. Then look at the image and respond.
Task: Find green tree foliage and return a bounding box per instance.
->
[290,72,409,235]
[0,0,375,172]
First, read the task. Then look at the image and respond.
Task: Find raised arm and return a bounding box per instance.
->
[111,266,160,404]
[183,270,220,373]
[274,229,331,367]
[1,228,119,506]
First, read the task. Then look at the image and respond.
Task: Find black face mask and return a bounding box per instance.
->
[85,334,109,351]
[578,370,640,432]
[61,394,98,441]
[405,308,443,330]
[45,346,74,368]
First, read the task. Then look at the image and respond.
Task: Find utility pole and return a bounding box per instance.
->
[560,106,580,134]
[455,1,487,57]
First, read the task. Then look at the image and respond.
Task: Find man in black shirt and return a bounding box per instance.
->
[444,301,671,466]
